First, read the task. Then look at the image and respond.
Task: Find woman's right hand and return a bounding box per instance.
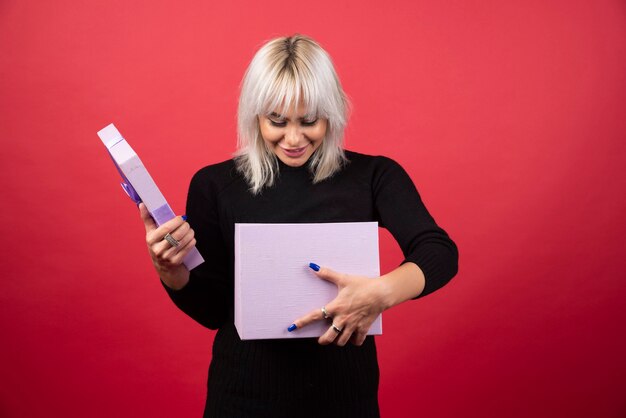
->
[139,203,196,290]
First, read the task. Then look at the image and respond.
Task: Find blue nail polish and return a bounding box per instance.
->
[309,263,320,272]
[288,324,297,332]
[181,215,188,221]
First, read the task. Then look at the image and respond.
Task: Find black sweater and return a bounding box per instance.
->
[163,150,458,418]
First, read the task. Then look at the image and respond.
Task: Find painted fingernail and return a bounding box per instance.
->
[181,215,188,221]
[287,324,297,332]
[309,263,320,271]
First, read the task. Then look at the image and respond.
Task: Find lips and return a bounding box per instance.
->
[280,145,308,158]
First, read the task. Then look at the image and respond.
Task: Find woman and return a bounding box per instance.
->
[139,34,458,418]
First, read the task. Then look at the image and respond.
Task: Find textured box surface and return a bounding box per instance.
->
[234,222,382,340]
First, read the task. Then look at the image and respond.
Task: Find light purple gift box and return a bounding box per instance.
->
[234,222,382,340]
[98,123,204,271]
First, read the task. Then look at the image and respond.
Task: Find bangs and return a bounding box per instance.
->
[255,63,322,118]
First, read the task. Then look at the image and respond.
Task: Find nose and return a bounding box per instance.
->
[284,125,304,147]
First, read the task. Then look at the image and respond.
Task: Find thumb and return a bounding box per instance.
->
[309,263,345,286]
[139,203,157,233]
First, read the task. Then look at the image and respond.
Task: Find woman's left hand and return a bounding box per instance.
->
[291,265,391,347]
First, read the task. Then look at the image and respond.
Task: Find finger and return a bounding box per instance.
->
[290,306,325,331]
[318,321,345,345]
[173,225,194,250]
[160,226,194,260]
[147,216,186,246]
[170,222,191,243]
[139,203,157,233]
[350,331,367,347]
[153,225,193,260]
[310,264,346,287]
[169,238,197,265]
[334,325,355,347]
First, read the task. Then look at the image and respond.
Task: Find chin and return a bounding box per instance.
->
[280,152,309,166]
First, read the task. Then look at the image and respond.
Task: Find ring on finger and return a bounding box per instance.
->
[331,324,343,334]
[321,306,331,319]
[163,232,180,248]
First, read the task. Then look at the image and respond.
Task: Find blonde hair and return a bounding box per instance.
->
[235,34,349,194]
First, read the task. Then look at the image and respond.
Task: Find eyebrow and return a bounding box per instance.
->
[269,112,317,120]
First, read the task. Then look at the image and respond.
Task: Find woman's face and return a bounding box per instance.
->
[258,103,328,167]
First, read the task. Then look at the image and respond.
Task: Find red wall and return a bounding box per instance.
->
[1,1,625,417]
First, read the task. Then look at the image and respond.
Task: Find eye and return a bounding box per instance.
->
[269,119,286,127]
[301,118,318,127]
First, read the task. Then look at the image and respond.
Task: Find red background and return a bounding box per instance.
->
[1,1,625,417]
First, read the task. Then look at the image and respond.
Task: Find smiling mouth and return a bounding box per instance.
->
[280,145,308,157]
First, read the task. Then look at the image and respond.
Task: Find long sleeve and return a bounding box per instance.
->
[161,167,232,329]
[372,157,458,297]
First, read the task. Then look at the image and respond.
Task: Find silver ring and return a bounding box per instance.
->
[321,306,331,319]
[331,324,343,334]
[164,232,180,248]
